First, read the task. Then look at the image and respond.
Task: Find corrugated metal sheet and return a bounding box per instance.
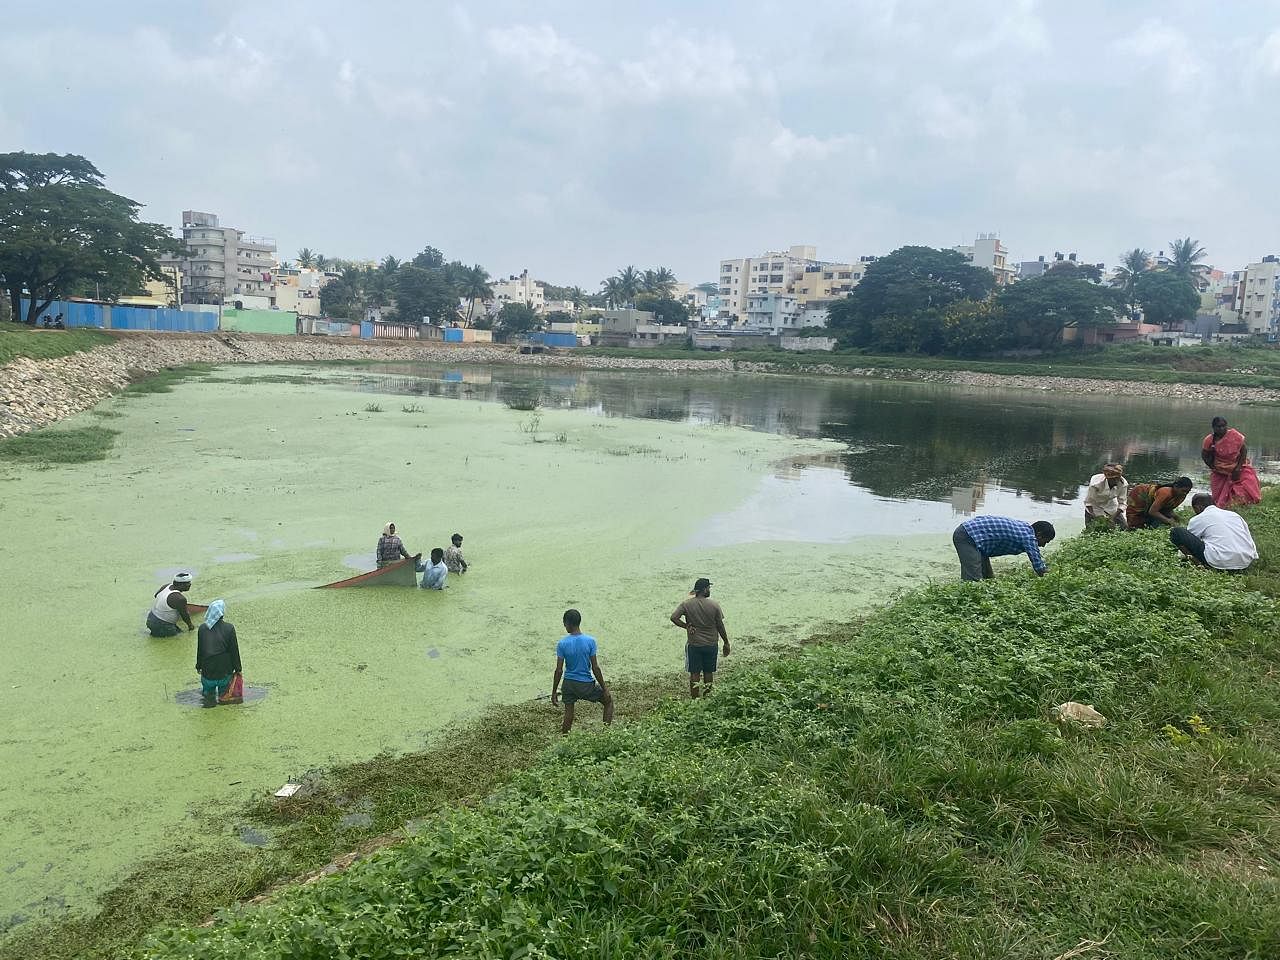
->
[360,321,375,340]
[539,332,579,348]
[20,299,217,332]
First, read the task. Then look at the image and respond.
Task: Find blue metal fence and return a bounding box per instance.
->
[19,299,217,332]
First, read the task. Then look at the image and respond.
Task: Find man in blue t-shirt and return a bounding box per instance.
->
[551,608,614,734]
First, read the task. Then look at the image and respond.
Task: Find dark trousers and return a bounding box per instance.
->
[1170,526,1208,566]
[953,526,994,581]
[146,611,180,637]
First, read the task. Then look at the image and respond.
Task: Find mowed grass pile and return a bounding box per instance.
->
[141,502,1280,959]
[0,322,111,364]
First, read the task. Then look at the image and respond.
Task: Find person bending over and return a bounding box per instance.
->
[147,573,195,637]
[1171,494,1258,572]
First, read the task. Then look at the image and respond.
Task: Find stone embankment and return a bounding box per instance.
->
[2,332,1277,439]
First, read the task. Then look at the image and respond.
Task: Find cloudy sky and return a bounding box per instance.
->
[3,1,1279,286]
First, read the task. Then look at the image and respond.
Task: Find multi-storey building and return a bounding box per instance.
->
[491,270,545,313]
[953,233,1014,285]
[172,210,277,308]
[1235,257,1280,337]
[717,246,868,323]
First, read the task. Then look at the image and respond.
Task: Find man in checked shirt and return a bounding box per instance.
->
[952,515,1056,581]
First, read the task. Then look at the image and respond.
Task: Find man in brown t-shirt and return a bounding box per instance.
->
[670,577,729,698]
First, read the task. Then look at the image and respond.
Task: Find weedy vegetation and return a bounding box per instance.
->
[362,403,383,413]
[119,497,1280,959]
[0,322,112,364]
[0,425,119,465]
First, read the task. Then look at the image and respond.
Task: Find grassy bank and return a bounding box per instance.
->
[116,497,1280,959]
[0,322,111,364]
[582,342,1280,389]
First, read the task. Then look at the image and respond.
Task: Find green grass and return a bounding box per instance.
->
[0,425,118,465]
[120,364,216,395]
[581,342,1280,389]
[0,322,112,365]
[26,496,1268,959]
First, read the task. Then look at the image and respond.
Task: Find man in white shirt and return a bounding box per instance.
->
[1171,494,1258,571]
[1084,463,1128,529]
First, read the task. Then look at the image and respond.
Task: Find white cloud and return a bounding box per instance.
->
[1116,19,1205,93]
[1254,29,1280,77]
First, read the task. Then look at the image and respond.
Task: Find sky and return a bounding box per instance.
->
[3,1,1280,287]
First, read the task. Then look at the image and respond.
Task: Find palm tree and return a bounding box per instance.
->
[315,253,330,273]
[1110,248,1150,320]
[568,286,587,312]
[1169,236,1209,287]
[461,264,493,326]
[296,247,315,268]
[616,266,641,306]
[600,277,624,308]
[650,266,677,298]
[380,255,401,274]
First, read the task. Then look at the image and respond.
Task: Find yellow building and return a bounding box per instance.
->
[117,266,182,307]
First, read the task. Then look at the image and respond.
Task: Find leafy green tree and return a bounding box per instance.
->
[1135,269,1199,329]
[941,299,1010,356]
[827,246,993,351]
[393,265,460,326]
[296,247,315,268]
[1169,236,1208,286]
[0,152,181,324]
[997,268,1124,349]
[634,294,689,324]
[411,246,445,270]
[495,302,541,339]
[379,255,401,274]
[545,309,573,325]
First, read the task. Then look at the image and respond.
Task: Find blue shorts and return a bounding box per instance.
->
[686,644,718,675]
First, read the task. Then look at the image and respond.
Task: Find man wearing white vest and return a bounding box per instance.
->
[146,573,196,637]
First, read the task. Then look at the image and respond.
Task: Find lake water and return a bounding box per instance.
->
[2,362,1276,930]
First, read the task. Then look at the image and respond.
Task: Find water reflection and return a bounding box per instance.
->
[323,363,1280,528]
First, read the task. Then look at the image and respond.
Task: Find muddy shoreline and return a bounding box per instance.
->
[2,331,1275,438]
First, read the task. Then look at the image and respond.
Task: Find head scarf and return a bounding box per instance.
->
[1102,464,1124,480]
[204,599,226,629]
[382,522,394,536]
[173,572,193,586]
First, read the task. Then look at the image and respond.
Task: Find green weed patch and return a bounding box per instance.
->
[120,364,216,395]
[0,425,118,464]
[122,501,1280,959]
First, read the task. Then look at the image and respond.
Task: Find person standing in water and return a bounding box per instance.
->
[421,547,448,590]
[376,522,417,568]
[443,533,468,574]
[1202,417,1262,508]
[147,573,195,637]
[195,600,241,706]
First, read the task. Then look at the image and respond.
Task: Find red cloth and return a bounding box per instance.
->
[1203,428,1262,507]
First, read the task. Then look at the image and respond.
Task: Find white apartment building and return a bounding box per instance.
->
[954,233,1013,285]
[173,210,277,306]
[718,245,866,323]
[491,270,545,313]
[743,293,802,333]
[1236,257,1280,337]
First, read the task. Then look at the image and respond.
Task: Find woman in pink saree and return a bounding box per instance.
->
[1201,417,1262,507]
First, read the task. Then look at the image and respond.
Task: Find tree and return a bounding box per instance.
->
[460,264,492,326]
[997,269,1124,349]
[380,255,401,274]
[1169,236,1209,287]
[411,246,445,270]
[0,152,181,324]
[568,286,587,312]
[1109,248,1150,319]
[600,276,624,308]
[494,302,541,339]
[827,246,994,352]
[941,299,1011,357]
[615,265,642,306]
[634,294,689,324]
[641,266,677,298]
[392,265,460,326]
[296,247,315,268]
[320,272,360,319]
[545,309,574,325]
[314,253,330,272]
[1136,269,1199,330]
